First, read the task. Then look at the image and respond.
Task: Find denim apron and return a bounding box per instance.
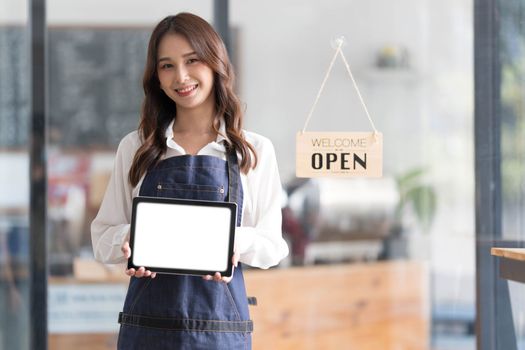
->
[117,148,253,350]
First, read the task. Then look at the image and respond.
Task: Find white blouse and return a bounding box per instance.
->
[91,120,289,269]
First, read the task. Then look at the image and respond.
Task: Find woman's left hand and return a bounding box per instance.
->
[203,251,240,283]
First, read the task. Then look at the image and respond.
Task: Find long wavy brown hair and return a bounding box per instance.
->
[129,13,257,186]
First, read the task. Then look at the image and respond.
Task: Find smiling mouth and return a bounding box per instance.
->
[175,84,198,96]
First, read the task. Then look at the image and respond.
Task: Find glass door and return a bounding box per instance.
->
[0,1,31,349]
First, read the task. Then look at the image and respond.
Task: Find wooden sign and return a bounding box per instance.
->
[296,131,383,178]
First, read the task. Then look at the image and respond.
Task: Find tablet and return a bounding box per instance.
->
[128,196,237,277]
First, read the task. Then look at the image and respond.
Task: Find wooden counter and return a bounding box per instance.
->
[491,248,525,261]
[491,248,525,283]
[50,260,429,350]
[246,261,428,350]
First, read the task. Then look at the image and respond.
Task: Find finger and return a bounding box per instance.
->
[213,272,222,282]
[203,275,213,281]
[232,251,240,267]
[126,268,135,276]
[144,270,152,277]
[122,242,131,258]
[222,266,234,283]
[138,267,147,277]
[151,272,157,279]
[135,267,145,278]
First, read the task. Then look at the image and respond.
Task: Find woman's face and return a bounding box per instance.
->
[156,33,215,113]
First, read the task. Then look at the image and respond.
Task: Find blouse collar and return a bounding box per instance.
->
[164,118,230,152]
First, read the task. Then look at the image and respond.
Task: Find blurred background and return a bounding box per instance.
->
[1,0,525,349]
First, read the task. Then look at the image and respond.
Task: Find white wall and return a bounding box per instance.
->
[0,1,27,24]
[0,1,212,25]
[47,0,213,26]
[231,0,473,181]
[0,152,28,208]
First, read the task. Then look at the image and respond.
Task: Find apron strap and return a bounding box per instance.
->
[118,312,253,333]
[226,147,242,224]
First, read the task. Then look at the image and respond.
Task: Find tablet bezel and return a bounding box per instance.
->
[128,196,237,277]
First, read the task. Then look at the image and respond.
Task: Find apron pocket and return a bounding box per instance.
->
[156,182,226,201]
[222,283,242,321]
[127,278,153,313]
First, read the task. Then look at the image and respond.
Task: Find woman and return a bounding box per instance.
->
[91,12,288,350]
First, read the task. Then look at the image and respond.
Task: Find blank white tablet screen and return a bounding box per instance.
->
[132,201,232,272]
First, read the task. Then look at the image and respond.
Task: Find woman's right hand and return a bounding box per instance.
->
[122,241,157,278]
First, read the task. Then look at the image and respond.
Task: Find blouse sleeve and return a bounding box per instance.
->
[235,136,289,269]
[91,133,137,264]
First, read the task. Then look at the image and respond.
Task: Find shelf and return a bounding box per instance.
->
[358,68,421,84]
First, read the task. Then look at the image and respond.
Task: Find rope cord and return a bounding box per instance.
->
[301,39,378,135]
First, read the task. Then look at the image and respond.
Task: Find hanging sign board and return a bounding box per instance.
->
[296,37,383,178]
[296,131,382,178]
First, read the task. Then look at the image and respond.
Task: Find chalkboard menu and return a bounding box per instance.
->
[0,26,151,148]
[0,27,30,148]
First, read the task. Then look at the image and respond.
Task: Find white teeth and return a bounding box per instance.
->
[176,85,197,93]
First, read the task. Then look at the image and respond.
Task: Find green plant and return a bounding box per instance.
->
[394,167,437,233]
